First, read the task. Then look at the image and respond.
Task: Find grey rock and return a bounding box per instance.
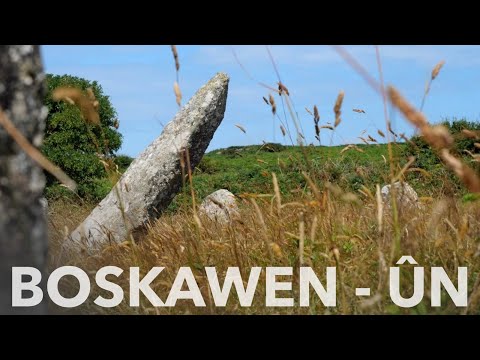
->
[381,181,419,209]
[65,72,229,251]
[199,189,239,223]
[0,46,48,314]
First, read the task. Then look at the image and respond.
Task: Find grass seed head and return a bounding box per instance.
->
[431,60,445,80]
[334,91,345,128]
[313,105,320,123]
[52,87,100,125]
[235,124,246,134]
[174,82,182,107]
[269,94,276,115]
[171,45,180,72]
[388,86,428,129]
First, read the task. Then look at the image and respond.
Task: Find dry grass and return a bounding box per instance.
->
[333,91,344,128]
[48,198,95,268]
[48,181,480,315]
[173,82,182,107]
[268,94,276,115]
[52,87,100,125]
[420,60,445,112]
[171,45,180,73]
[171,45,182,107]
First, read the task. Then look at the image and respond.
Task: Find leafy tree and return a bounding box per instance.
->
[42,74,122,198]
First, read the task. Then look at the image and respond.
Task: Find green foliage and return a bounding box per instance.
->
[342,240,354,254]
[196,157,218,174]
[404,118,480,166]
[42,74,123,199]
[447,118,480,153]
[168,144,397,212]
[168,137,480,213]
[260,143,285,152]
[218,146,246,158]
[46,178,114,202]
[114,155,134,173]
[44,183,75,201]
[403,118,480,196]
[215,143,286,158]
[79,178,113,201]
[462,193,480,203]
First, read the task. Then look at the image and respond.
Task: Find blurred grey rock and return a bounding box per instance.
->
[0,45,48,314]
[381,181,419,209]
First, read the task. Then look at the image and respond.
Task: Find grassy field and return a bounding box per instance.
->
[171,143,395,208]
[47,141,480,315]
[169,141,472,211]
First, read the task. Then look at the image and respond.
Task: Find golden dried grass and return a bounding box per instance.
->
[52,87,100,125]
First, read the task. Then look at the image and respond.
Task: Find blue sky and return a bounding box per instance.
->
[41,45,480,157]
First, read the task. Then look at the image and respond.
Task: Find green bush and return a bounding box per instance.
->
[260,143,285,152]
[42,74,123,199]
[79,178,113,201]
[220,146,245,157]
[448,119,480,155]
[44,183,76,201]
[196,157,218,174]
[45,177,114,202]
[404,118,480,164]
[403,118,480,196]
[114,155,134,173]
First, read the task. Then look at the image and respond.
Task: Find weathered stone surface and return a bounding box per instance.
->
[65,72,229,251]
[0,46,48,314]
[40,197,48,214]
[199,189,239,223]
[381,181,419,209]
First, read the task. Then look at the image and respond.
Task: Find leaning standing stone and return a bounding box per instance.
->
[65,72,229,251]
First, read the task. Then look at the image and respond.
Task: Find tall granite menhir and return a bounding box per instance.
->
[0,46,48,314]
[66,72,229,251]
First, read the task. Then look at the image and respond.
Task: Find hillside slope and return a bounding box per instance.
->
[169,142,465,211]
